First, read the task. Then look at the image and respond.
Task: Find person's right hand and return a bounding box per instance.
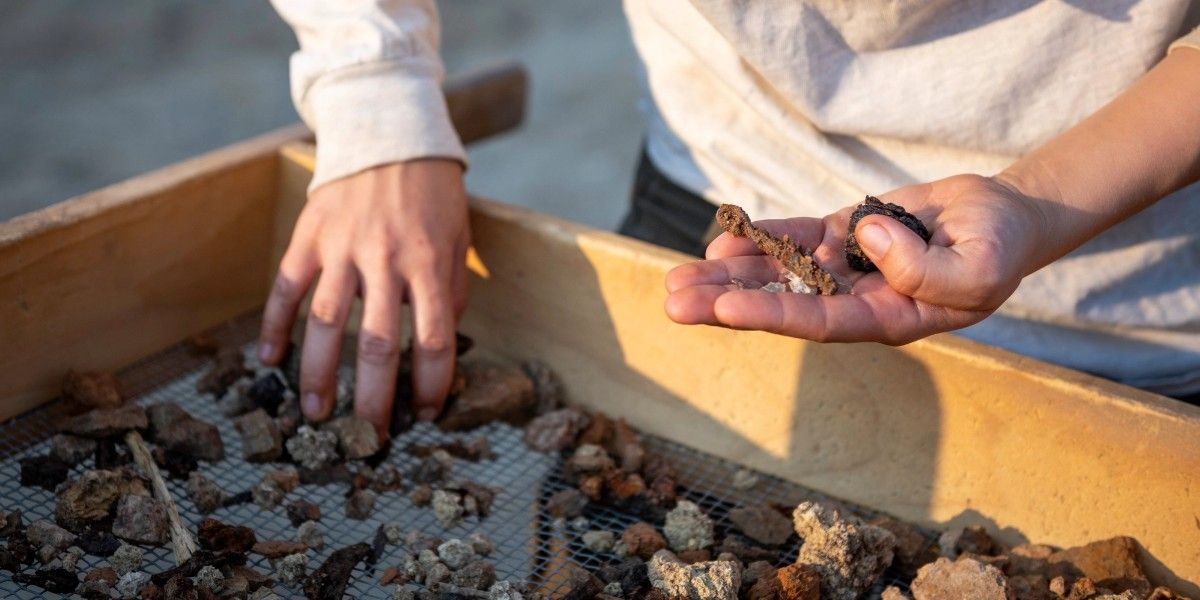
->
[257,159,469,435]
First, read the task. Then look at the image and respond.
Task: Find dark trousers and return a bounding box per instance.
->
[618,149,715,257]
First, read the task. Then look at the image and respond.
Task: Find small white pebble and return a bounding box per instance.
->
[732,468,760,491]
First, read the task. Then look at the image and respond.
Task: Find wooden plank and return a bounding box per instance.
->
[450,198,1200,595]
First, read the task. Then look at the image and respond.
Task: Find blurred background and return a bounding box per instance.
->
[0,1,643,228]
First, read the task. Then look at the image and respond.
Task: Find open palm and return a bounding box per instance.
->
[664,174,1048,344]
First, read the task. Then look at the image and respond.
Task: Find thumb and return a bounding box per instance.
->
[856,215,996,309]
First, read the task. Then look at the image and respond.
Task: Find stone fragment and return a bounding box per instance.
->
[50,433,98,465]
[432,490,465,529]
[729,504,792,546]
[1008,574,1053,600]
[1048,536,1146,584]
[425,562,451,586]
[197,518,257,553]
[451,559,497,590]
[298,520,325,550]
[910,556,1011,600]
[110,543,144,575]
[61,546,84,573]
[746,563,821,600]
[61,405,148,438]
[438,538,477,570]
[287,425,340,471]
[489,580,526,600]
[412,450,454,484]
[410,484,435,506]
[63,370,125,412]
[253,480,286,511]
[233,409,282,462]
[323,415,381,459]
[623,522,668,560]
[439,361,537,431]
[938,525,996,559]
[185,472,227,513]
[523,407,590,453]
[547,488,589,520]
[882,586,913,600]
[407,531,444,555]
[194,565,224,592]
[116,570,150,598]
[648,550,741,600]
[732,468,760,491]
[276,553,307,588]
[664,500,715,552]
[870,515,937,578]
[251,587,285,600]
[577,411,614,447]
[566,444,616,477]
[197,347,250,398]
[372,465,405,492]
[146,403,225,462]
[469,532,496,556]
[609,418,646,473]
[22,455,73,494]
[27,519,77,551]
[791,501,896,600]
[522,359,565,415]
[111,495,169,545]
[346,489,377,520]
[253,540,308,559]
[583,530,616,553]
[287,499,322,526]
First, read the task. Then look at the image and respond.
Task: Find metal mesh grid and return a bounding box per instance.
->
[0,313,916,598]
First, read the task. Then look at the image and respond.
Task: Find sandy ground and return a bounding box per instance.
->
[0,1,643,229]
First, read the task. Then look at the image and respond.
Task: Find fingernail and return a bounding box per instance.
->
[858,223,892,256]
[417,408,439,422]
[258,342,274,363]
[302,392,322,418]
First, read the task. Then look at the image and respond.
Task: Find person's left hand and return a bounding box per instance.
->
[663,174,1051,344]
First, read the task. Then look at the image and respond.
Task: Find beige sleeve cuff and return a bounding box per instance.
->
[305,61,466,192]
[1168,25,1200,54]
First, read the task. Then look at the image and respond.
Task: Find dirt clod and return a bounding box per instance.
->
[845,196,931,272]
[451,559,497,590]
[716,204,837,295]
[729,504,792,547]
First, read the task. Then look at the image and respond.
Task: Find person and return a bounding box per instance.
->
[264,1,1200,433]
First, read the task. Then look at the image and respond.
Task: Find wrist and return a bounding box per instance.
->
[991,159,1071,275]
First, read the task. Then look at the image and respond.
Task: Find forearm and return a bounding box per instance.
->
[998,46,1200,272]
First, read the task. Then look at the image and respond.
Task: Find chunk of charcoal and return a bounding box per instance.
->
[76,528,121,556]
[94,437,132,470]
[303,543,370,600]
[246,370,289,416]
[844,196,932,272]
[13,567,79,593]
[20,455,72,491]
[153,447,199,479]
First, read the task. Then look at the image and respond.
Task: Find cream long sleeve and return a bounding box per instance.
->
[270,0,465,191]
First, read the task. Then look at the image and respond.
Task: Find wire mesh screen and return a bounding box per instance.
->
[0,313,915,598]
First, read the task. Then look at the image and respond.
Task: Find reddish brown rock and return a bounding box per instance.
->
[147,403,225,462]
[410,484,434,507]
[60,405,147,438]
[1048,537,1146,585]
[729,504,792,546]
[286,499,322,527]
[623,522,667,561]
[232,409,282,462]
[185,473,227,514]
[523,407,590,453]
[252,540,308,559]
[910,557,1011,600]
[609,419,646,473]
[605,471,647,502]
[197,518,257,553]
[111,495,169,545]
[197,347,250,398]
[938,525,996,558]
[63,370,124,413]
[870,515,937,578]
[263,467,300,493]
[748,563,821,600]
[677,549,713,564]
[577,411,614,447]
[438,361,536,431]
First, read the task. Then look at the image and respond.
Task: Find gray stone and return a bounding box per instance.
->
[648,550,740,600]
[276,553,307,588]
[438,538,476,570]
[285,425,340,471]
[432,490,464,529]
[116,571,150,599]
[469,532,496,556]
[49,434,96,465]
[185,472,227,513]
[111,495,169,545]
[110,543,144,575]
[27,519,77,550]
[792,501,896,600]
[582,530,616,553]
[664,500,714,552]
[297,520,325,550]
[489,580,526,600]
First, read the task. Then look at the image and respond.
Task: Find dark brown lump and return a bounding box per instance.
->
[844,195,931,272]
[196,347,251,398]
[303,543,370,600]
[715,204,838,295]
